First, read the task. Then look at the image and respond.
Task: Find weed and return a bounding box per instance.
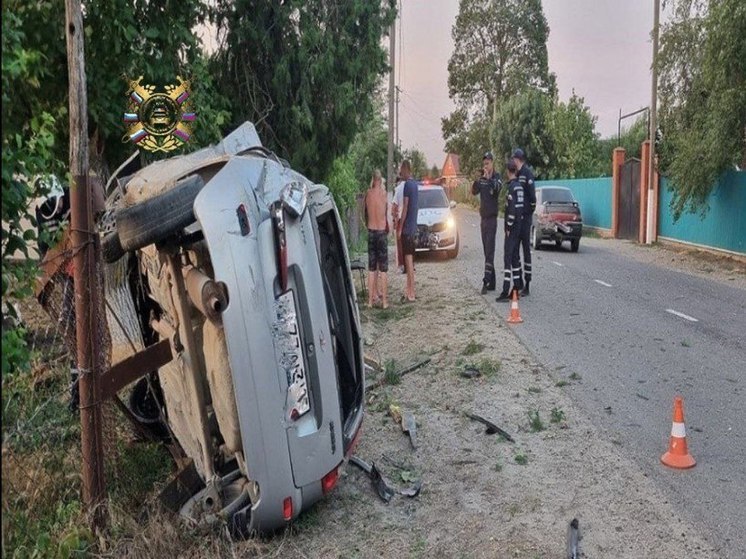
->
[514,453,529,465]
[528,409,545,432]
[374,305,414,321]
[527,386,542,394]
[550,407,566,424]
[555,380,569,387]
[507,503,521,517]
[469,357,501,379]
[462,340,485,356]
[681,340,691,348]
[569,372,582,381]
[494,462,503,472]
[384,359,400,385]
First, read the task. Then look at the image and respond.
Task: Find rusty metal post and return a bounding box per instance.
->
[65,0,107,529]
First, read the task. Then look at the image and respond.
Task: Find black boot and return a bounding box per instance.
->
[495,291,511,302]
[520,281,530,297]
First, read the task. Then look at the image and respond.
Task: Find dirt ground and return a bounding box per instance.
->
[234,244,720,559]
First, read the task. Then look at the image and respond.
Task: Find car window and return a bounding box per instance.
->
[418,188,449,209]
[541,188,575,203]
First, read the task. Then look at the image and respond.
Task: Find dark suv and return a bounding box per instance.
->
[531,186,583,252]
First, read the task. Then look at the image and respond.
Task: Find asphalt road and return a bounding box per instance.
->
[453,207,746,558]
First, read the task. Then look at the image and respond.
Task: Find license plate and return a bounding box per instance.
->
[273,290,311,420]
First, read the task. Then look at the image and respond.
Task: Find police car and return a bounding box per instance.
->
[416,182,459,258]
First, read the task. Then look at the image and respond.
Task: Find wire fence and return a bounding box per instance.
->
[1,230,179,556]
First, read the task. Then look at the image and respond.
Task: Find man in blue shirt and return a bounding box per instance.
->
[397,160,419,302]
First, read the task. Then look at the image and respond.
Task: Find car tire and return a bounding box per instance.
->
[555,239,562,248]
[571,239,580,252]
[116,175,205,253]
[448,235,460,259]
[531,225,541,250]
[101,231,126,263]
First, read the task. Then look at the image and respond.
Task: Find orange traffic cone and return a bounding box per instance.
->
[661,396,696,469]
[507,289,523,324]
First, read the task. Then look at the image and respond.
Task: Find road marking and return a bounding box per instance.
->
[666,309,699,323]
[594,279,612,287]
[552,261,563,267]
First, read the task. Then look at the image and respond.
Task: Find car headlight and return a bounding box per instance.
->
[280,180,308,218]
[446,216,455,229]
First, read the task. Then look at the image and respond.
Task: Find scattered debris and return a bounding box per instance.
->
[349,456,422,502]
[389,404,402,424]
[365,358,431,393]
[635,393,650,401]
[566,518,580,559]
[465,412,515,442]
[604,406,613,414]
[402,411,417,449]
[349,456,395,503]
[460,366,481,379]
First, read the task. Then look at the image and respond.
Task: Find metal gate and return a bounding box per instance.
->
[619,159,641,240]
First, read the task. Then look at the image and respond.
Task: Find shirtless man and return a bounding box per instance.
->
[364,169,389,308]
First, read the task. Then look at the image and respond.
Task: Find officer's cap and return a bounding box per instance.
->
[511,148,526,161]
[483,151,494,161]
[506,160,518,173]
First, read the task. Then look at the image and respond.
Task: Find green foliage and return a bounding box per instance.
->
[546,93,600,179]
[550,407,566,424]
[527,409,545,432]
[444,0,555,175]
[403,148,429,180]
[593,116,648,176]
[383,359,400,386]
[461,340,485,356]
[347,110,392,191]
[325,155,358,214]
[211,0,397,182]
[657,0,746,219]
[492,89,554,174]
[514,453,528,465]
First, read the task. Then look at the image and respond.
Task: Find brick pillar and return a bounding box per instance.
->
[640,140,650,244]
[611,147,626,238]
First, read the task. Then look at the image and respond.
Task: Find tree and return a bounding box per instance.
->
[657,0,746,218]
[443,0,555,175]
[211,0,397,182]
[430,164,441,178]
[492,89,554,176]
[346,108,391,191]
[545,93,600,179]
[402,148,429,180]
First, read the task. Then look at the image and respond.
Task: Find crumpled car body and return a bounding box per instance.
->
[103,122,365,534]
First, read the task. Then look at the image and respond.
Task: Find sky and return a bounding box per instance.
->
[396,0,663,170]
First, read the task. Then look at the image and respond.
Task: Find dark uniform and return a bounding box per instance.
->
[517,163,536,293]
[499,177,525,298]
[471,171,502,290]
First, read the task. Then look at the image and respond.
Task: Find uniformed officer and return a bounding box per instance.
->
[512,148,536,296]
[472,151,502,294]
[496,160,525,301]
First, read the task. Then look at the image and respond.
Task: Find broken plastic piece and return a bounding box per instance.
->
[402,411,417,449]
[465,412,515,442]
[567,518,579,559]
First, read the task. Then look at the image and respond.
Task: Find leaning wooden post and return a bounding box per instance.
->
[65,0,108,530]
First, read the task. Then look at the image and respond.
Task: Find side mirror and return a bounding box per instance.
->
[449,200,457,209]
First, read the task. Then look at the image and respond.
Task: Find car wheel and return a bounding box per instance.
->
[448,235,459,259]
[101,231,126,263]
[531,225,541,250]
[571,239,580,252]
[116,174,205,253]
[555,239,562,248]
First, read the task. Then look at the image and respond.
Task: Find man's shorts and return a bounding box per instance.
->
[401,233,416,256]
[367,229,389,272]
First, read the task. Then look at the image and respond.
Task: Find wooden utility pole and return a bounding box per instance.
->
[646,0,660,245]
[387,14,396,190]
[65,0,107,529]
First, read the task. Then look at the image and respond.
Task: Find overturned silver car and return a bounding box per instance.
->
[101,123,365,534]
